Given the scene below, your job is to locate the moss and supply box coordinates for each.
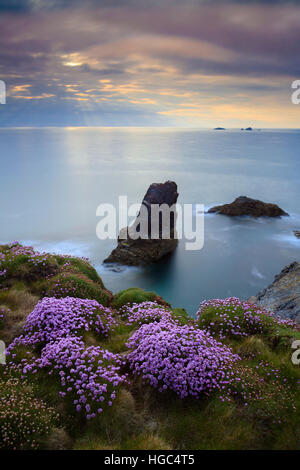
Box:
[112,287,169,309]
[34,272,112,306]
[62,257,104,286]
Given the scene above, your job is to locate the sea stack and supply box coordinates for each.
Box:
[104,181,179,266]
[208,196,288,218]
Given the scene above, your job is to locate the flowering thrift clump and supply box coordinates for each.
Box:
[43,272,110,305]
[0,242,58,283]
[9,296,117,348]
[197,297,296,340]
[0,375,59,450]
[7,297,127,419]
[121,301,175,326]
[17,336,127,420]
[126,320,239,398]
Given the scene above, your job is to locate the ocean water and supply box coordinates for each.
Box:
[0,127,299,315]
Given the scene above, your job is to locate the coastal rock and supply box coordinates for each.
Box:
[104,181,178,266]
[249,262,300,323]
[294,230,300,239]
[208,196,288,218]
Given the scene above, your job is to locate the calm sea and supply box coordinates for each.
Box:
[1,127,299,314]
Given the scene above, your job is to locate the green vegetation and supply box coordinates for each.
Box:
[111,287,169,309]
[36,272,111,306]
[0,243,300,450]
[0,373,60,450]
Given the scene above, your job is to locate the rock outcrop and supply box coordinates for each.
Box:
[104,181,179,266]
[249,262,300,323]
[208,196,288,218]
[294,230,300,239]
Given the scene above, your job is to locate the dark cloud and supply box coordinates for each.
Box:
[0,1,299,126]
[74,64,125,76]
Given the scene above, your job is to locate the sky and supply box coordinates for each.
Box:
[0,0,299,127]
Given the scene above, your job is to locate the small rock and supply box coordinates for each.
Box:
[208,196,288,218]
[293,230,300,239]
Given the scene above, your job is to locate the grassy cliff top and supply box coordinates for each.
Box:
[0,242,300,450]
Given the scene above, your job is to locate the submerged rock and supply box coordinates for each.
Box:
[104,181,179,266]
[249,262,300,323]
[208,196,288,218]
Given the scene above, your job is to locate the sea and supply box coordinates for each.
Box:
[1,127,299,315]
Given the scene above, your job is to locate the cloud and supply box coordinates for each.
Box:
[0,1,299,127]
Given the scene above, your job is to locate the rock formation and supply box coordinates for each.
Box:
[249,262,300,323]
[208,196,288,218]
[294,230,300,239]
[104,181,179,266]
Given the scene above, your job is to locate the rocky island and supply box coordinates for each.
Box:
[104,181,178,266]
[208,196,288,218]
[294,230,300,239]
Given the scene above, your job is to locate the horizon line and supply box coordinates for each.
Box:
[0,126,299,130]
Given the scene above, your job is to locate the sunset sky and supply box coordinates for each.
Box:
[0,0,299,128]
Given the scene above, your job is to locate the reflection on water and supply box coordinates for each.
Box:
[0,127,300,315]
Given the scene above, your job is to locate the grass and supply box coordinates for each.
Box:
[0,243,112,307]
[0,287,39,343]
[37,272,112,306]
[96,322,136,353]
[111,287,169,309]
[0,371,61,450]
[1,243,300,450]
